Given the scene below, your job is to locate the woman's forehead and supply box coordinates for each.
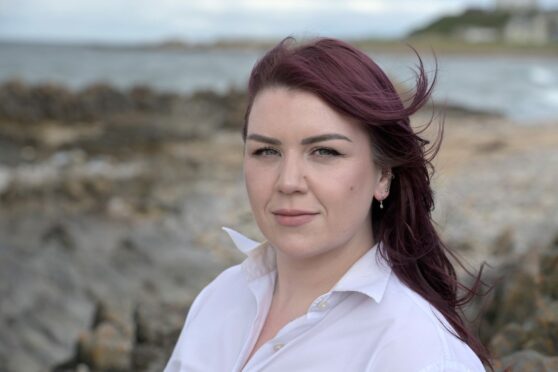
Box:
[248,87,365,139]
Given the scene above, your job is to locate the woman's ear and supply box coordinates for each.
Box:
[374,168,393,201]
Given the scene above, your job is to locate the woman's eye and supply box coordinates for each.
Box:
[312,147,341,157]
[252,147,279,157]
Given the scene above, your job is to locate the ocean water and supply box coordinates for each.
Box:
[1,42,557,122]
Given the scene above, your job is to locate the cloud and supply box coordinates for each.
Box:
[2,0,554,43]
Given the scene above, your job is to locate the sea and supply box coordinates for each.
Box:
[1,41,557,123]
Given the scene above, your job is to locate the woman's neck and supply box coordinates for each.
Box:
[271,237,374,312]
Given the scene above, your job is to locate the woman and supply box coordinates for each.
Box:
[165,37,490,371]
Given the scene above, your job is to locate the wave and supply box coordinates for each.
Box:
[542,88,558,105]
[529,66,557,87]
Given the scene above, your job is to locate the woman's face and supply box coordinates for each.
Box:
[243,87,388,261]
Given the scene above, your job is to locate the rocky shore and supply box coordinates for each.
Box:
[0,81,557,371]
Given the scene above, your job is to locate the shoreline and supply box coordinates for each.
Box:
[1,37,557,58]
[2,79,556,126]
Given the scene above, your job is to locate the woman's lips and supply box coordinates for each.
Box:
[272,210,318,227]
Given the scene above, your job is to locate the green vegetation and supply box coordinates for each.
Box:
[410,8,512,37]
[351,37,558,56]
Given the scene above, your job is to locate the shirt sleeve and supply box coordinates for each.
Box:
[418,360,485,372]
[367,356,484,372]
[163,282,215,372]
[365,336,486,372]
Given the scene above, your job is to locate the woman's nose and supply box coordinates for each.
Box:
[276,154,308,194]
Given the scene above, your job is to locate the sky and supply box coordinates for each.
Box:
[0,0,557,44]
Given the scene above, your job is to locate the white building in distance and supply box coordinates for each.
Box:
[504,10,558,44]
[496,0,538,11]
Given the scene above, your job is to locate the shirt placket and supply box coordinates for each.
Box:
[242,292,341,372]
[232,270,275,372]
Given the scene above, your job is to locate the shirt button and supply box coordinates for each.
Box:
[273,343,285,352]
[318,300,329,309]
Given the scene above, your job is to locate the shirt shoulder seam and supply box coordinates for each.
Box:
[397,278,455,359]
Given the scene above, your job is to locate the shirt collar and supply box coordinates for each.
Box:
[221,226,276,279]
[222,226,392,303]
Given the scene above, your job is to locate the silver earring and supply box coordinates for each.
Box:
[380,199,384,209]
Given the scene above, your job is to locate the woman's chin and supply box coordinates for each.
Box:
[269,239,333,261]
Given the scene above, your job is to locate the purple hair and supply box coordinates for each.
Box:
[242,37,491,367]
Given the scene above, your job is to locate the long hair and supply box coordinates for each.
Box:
[242,36,491,367]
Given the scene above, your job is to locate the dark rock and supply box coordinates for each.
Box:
[489,322,527,358]
[134,301,190,347]
[525,299,558,355]
[77,322,132,371]
[0,81,242,131]
[42,222,76,251]
[132,300,193,372]
[92,300,135,339]
[540,235,558,300]
[78,83,133,121]
[491,228,515,256]
[132,344,166,372]
[496,349,558,372]
[482,236,558,368]
[0,81,77,123]
[220,88,247,130]
[476,139,507,154]
[111,237,152,270]
[128,86,176,113]
[479,261,538,342]
[74,299,135,371]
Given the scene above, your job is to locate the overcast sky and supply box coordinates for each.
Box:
[0,0,556,43]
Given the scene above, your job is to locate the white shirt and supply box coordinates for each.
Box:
[165,227,485,372]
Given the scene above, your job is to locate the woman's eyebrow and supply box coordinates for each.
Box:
[246,134,281,145]
[246,133,352,145]
[301,133,352,145]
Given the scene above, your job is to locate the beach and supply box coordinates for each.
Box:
[0,48,557,370]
